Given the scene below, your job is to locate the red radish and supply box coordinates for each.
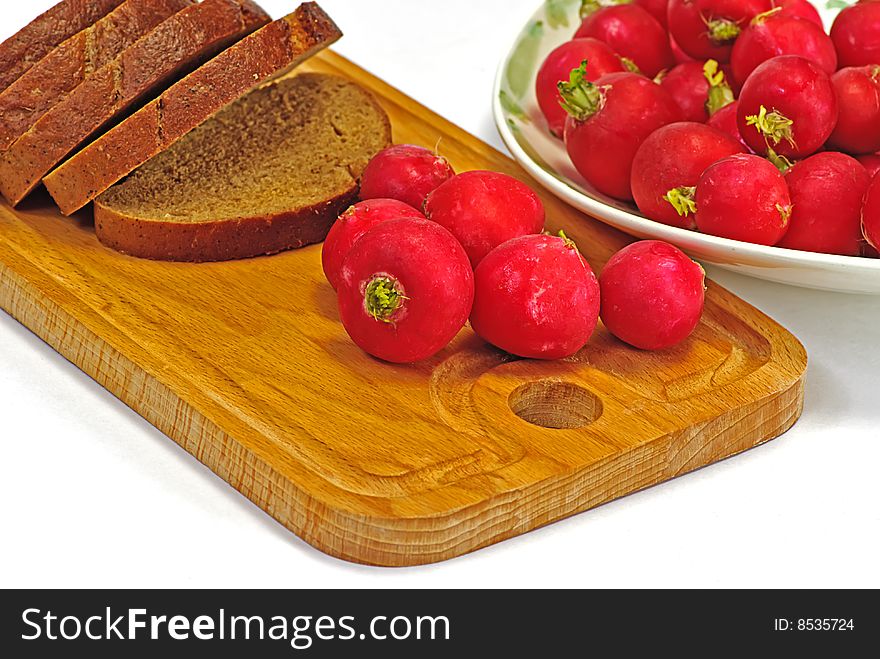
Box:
[695,154,792,245]
[660,63,708,123]
[575,5,674,77]
[337,218,473,364]
[322,199,424,290]
[777,152,871,256]
[772,0,822,26]
[865,173,880,250]
[535,38,625,137]
[599,241,705,351]
[864,243,880,258]
[731,10,837,86]
[737,56,837,161]
[668,0,772,63]
[424,170,545,267]
[559,67,681,201]
[469,232,600,360]
[856,153,880,179]
[827,67,880,156]
[579,0,669,27]
[668,0,731,62]
[634,0,669,27]
[707,101,750,150]
[660,59,735,123]
[359,144,455,211]
[831,1,880,68]
[631,122,746,228]
[670,34,696,63]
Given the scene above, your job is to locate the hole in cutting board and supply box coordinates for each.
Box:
[508,380,603,430]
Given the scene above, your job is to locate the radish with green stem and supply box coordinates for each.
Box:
[337,218,474,364]
[737,55,837,160]
[630,121,745,228]
[668,0,771,62]
[535,39,625,137]
[660,59,735,123]
[559,66,681,201]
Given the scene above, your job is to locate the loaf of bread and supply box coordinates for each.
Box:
[44,3,343,216]
[0,0,126,93]
[0,0,271,207]
[93,72,391,262]
[0,0,194,151]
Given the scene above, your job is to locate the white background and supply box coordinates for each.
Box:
[1,0,878,589]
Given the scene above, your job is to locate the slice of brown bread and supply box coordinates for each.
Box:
[0,0,194,151]
[43,2,342,217]
[93,73,391,262]
[0,0,126,93]
[0,0,271,207]
[92,72,391,262]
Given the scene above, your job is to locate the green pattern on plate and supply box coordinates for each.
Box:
[508,121,558,176]
[506,20,544,99]
[545,0,578,28]
[500,90,530,122]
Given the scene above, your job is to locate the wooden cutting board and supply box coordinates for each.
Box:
[0,50,807,567]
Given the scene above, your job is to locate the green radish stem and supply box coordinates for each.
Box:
[558,229,578,250]
[746,105,797,150]
[767,147,795,174]
[365,276,407,323]
[664,186,697,218]
[620,57,641,75]
[707,18,741,44]
[871,66,880,83]
[703,59,734,116]
[558,61,607,122]
[751,6,783,25]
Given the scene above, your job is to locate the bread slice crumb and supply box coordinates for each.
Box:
[94,73,391,262]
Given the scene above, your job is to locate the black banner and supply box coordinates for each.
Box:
[1,589,876,655]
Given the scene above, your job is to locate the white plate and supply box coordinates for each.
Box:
[493,0,880,294]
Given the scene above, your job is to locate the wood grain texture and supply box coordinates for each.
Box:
[0,51,807,567]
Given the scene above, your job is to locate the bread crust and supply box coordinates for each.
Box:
[0,0,194,151]
[0,0,126,93]
[94,186,360,262]
[0,0,271,207]
[92,74,393,262]
[43,3,343,216]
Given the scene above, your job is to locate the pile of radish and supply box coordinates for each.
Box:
[322,145,706,364]
[537,0,880,258]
